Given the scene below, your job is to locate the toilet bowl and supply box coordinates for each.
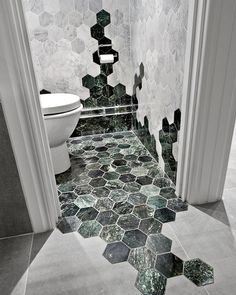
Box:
[40,93,83,175]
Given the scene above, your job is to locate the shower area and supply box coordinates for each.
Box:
[21,1,215,294]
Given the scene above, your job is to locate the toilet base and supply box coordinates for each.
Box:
[51,143,71,175]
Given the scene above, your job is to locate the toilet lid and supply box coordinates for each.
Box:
[40,93,81,115]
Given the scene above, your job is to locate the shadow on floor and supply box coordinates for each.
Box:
[0,231,52,295]
[194,200,230,227]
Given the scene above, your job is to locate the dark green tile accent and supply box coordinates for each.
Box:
[97,210,119,225]
[59,192,78,205]
[135,269,167,295]
[103,171,119,180]
[116,166,131,174]
[146,234,172,254]
[88,169,104,178]
[119,173,136,183]
[154,208,176,223]
[155,253,183,278]
[76,207,99,222]
[61,203,79,217]
[128,193,147,206]
[184,258,214,286]
[100,224,124,243]
[167,198,188,212]
[100,63,113,76]
[112,159,127,167]
[128,247,156,271]
[57,216,81,234]
[114,83,126,97]
[78,220,102,238]
[103,242,130,264]
[133,205,154,219]
[139,218,162,235]
[147,195,167,209]
[90,23,104,40]
[136,176,153,185]
[159,187,177,200]
[113,201,133,215]
[122,229,147,248]
[82,74,95,89]
[117,214,140,230]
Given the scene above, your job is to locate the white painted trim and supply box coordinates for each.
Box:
[177,0,236,204]
[0,0,60,232]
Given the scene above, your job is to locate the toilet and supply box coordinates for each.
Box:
[40,93,83,175]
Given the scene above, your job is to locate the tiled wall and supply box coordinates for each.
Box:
[0,104,32,238]
[130,0,188,171]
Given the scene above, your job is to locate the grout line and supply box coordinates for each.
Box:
[22,233,34,295]
[0,231,33,241]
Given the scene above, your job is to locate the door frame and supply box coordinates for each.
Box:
[177,0,236,204]
[0,0,60,233]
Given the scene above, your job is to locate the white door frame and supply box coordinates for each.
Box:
[0,0,60,233]
[176,0,236,204]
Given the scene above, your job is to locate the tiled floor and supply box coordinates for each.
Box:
[1,130,236,295]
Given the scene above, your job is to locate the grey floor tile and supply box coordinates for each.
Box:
[0,234,33,295]
[25,229,139,295]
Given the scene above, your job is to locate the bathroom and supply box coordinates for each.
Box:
[1,0,236,294]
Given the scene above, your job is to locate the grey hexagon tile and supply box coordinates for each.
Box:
[59,192,78,205]
[140,185,160,197]
[61,203,79,217]
[128,247,156,271]
[122,229,147,248]
[155,253,183,278]
[133,205,154,219]
[95,198,114,211]
[89,177,106,188]
[146,234,172,254]
[105,180,124,190]
[103,242,130,264]
[74,194,96,208]
[184,258,214,286]
[154,208,176,223]
[153,177,172,188]
[76,207,99,222]
[117,214,140,230]
[123,182,141,193]
[92,187,110,198]
[96,10,110,27]
[97,210,119,226]
[89,0,102,13]
[74,185,92,196]
[68,11,82,27]
[88,169,104,178]
[78,220,102,238]
[58,181,76,193]
[147,195,167,209]
[72,38,85,54]
[160,187,177,199]
[109,189,128,202]
[139,218,162,235]
[39,12,53,27]
[135,269,167,295]
[128,192,147,206]
[113,201,133,215]
[103,171,119,181]
[167,198,188,212]
[57,216,81,234]
[136,175,153,185]
[100,224,124,243]
[112,159,127,167]
[63,24,77,41]
[116,166,132,174]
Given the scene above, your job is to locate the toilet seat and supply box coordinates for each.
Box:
[40,93,81,115]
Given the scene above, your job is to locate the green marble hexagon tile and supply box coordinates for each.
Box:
[56,131,214,295]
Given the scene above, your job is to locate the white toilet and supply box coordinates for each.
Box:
[40,93,83,175]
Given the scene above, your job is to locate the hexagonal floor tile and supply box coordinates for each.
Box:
[103,171,119,181]
[88,169,104,178]
[117,214,140,230]
[160,187,177,199]
[139,218,162,235]
[155,253,183,278]
[136,175,153,185]
[147,195,167,209]
[97,210,119,225]
[57,216,81,234]
[153,177,172,188]
[128,247,156,271]
[74,194,96,208]
[95,146,108,152]
[128,192,147,206]
[124,154,137,161]
[184,258,214,286]
[74,185,92,195]
[119,173,136,183]
[135,269,167,295]
[131,166,149,177]
[92,187,110,198]
[61,203,79,217]
[123,182,141,193]
[112,159,127,167]
[105,180,124,190]
[138,155,153,163]
[140,185,160,197]
[89,177,107,188]
[167,198,188,212]
[95,198,114,211]
[78,220,102,238]
[113,201,133,215]
[154,208,176,223]
[109,189,128,202]
[103,242,130,264]
[116,166,131,174]
[59,192,78,205]
[76,207,99,222]
[133,205,154,219]
[118,143,130,149]
[146,234,172,254]
[100,224,124,243]
[122,229,147,248]
[111,153,124,160]
[58,181,76,193]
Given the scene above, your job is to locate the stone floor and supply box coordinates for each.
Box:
[1,130,236,295]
